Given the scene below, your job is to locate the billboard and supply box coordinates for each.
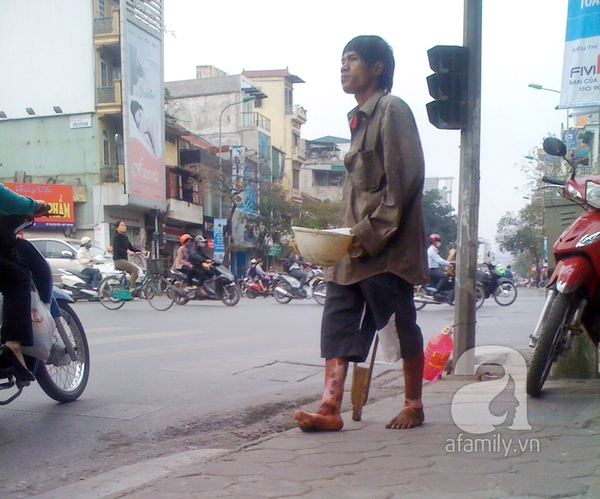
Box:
[123,0,165,209]
[560,0,600,108]
[3,183,74,227]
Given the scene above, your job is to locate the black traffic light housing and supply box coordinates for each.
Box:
[426,45,469,130]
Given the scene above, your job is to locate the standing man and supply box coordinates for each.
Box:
[294,35,428,432]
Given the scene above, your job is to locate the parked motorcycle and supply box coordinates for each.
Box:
[477,262,518,306]
[0,213,90,404]
[527,137,600,397]
[169,263,241,306]
[273,266,327,305]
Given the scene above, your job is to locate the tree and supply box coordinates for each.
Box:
[422,189,457,255]
[496,196,545,268]
[495,138,564,267]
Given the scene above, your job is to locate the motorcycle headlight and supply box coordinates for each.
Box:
[567,183,584,202]
[586,181,600,209]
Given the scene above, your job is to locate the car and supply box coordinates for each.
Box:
[26,238,114,285]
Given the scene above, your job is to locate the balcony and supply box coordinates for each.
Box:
[96,79,122,115]
[94,10,120,47]
[240,112,271,132]
[285,105,307,125]
[167,198,204,224]
[101,165,124,184]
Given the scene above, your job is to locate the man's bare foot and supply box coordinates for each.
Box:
[385,406,425,429]
[294,402,343,432]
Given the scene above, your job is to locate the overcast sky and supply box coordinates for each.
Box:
[163,0,568,247]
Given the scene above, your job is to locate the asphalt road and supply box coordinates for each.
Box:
[0,287,544,497]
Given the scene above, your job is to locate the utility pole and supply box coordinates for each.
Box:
[453,0,482,375]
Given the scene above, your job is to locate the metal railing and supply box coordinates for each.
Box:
[97,86,116,104]
[94,17,114,35]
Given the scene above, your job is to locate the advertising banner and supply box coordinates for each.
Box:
[3,183,74,227]
[560,0,600,108]
[125,20,165,204]
[213,218,227,262]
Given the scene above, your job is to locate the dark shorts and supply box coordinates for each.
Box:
[321,273,423,363]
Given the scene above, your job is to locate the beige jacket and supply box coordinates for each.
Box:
[327,90,428,286]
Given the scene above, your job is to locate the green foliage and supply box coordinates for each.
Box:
[422,189,457,255]
[496,191,545,266]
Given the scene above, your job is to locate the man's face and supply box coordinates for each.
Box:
[341,50,380,95]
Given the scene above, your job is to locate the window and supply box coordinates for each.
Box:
[102,131,110,167]
[285,87,293,107]
[98,0,106,17]
[100,55,109,87]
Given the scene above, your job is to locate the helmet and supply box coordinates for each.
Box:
[194,235,206,244]
[180,233,192,244]
[250,258,257,264]
[429,233,441,244]
[81,236,92,246]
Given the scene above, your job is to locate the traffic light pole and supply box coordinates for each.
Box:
[453,0,482,375]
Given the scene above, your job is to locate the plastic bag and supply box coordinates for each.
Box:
[22,287,54,361]
[377,313,401,363]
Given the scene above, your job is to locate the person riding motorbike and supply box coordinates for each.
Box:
[247,258,268,292]
[285,251,310,291]
[173,234,198,287]
[0,183,50,387]
[188,235,214,296]
[77,236,102,290]
[427,234,453,300]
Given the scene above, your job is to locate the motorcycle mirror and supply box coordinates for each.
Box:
[543,137,567,157]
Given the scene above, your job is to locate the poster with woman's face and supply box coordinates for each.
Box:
[126,21,163,202]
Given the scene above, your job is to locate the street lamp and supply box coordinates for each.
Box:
[528,83,569,133]
[218,96,256,217]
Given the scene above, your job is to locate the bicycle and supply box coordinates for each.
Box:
[97,257,175,311]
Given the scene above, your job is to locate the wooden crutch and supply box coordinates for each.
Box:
[351,335,379,421]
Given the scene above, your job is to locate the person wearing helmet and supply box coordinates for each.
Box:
[173,234,195,285]
[247,258,268,292]
[189,235,214,294]
[427,234,452,296]
[77,236,102,289]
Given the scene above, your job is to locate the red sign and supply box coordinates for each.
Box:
[3,183,75,227]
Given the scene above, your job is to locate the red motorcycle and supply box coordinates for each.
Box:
[527,137,600,397]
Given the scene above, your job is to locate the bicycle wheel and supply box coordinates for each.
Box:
[313,281,327,305]
[98,275,126,310]
[36,300,90,402]
[146,276,175,311]
[494,281,517,306]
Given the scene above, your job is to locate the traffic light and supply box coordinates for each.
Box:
[426,45,469,130]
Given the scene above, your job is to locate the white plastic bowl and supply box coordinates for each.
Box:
[292,226,353,267]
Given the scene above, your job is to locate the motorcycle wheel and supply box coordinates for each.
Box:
[172,278,191,305]
[36,300,90,402]
[146,276,175,311]
[274,280,293,304]
[246,288,257,299]
[494,281,517,306]
[98,276,126,310]
[221,284,241,306]
[527,292,577,397]
[313,281,327,305]
[475,284,486,310]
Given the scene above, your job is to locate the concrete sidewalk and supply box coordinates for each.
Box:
[37,373,600,499]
